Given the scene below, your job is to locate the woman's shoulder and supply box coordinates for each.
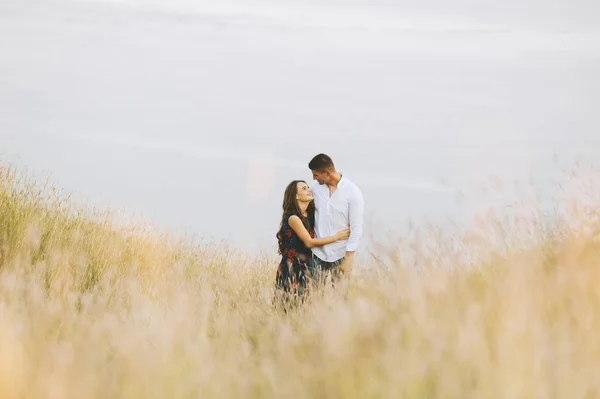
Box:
[281,214,300,232]
[286,215,305,233]
[287,214,302,223]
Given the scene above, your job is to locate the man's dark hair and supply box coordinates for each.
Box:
[308,153,335,171]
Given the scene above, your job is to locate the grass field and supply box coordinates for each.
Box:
[1,160,600,398]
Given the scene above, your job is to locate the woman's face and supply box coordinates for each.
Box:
[296,181,313,203]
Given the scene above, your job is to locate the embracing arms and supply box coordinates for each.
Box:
[288,216,349,249]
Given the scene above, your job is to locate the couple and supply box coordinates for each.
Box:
[275,153,364,305]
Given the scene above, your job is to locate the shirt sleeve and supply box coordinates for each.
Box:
[346,186,365,252]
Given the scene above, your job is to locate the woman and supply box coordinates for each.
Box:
[274,180,350,308]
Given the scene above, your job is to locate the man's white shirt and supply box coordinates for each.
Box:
[310,175,364,262]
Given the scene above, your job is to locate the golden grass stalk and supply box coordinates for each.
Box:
[1,160,600,398]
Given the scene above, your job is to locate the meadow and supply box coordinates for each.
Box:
[1,160,600,398]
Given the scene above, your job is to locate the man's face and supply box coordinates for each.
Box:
[312,170,329,185]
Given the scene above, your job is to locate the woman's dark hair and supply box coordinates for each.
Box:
[276,180,315,255]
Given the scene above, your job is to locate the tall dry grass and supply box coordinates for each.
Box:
[1,160,600,398]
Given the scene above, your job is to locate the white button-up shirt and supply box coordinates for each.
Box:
[310,175,365,262]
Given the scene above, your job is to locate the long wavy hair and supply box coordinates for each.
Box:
[276,180,315,255]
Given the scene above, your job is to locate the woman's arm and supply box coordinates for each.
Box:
[288,215,349,249]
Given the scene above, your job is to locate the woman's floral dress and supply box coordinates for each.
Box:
[274,213,314,306]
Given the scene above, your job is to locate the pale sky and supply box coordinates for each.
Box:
[1,0,599,252]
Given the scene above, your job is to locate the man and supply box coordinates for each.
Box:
[308,153,364,288]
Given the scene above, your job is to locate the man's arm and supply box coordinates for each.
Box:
[340,186,364,274]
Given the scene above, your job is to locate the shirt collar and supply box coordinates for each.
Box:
[337,173,346,188]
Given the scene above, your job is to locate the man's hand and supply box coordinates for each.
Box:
[339,252,355,275]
